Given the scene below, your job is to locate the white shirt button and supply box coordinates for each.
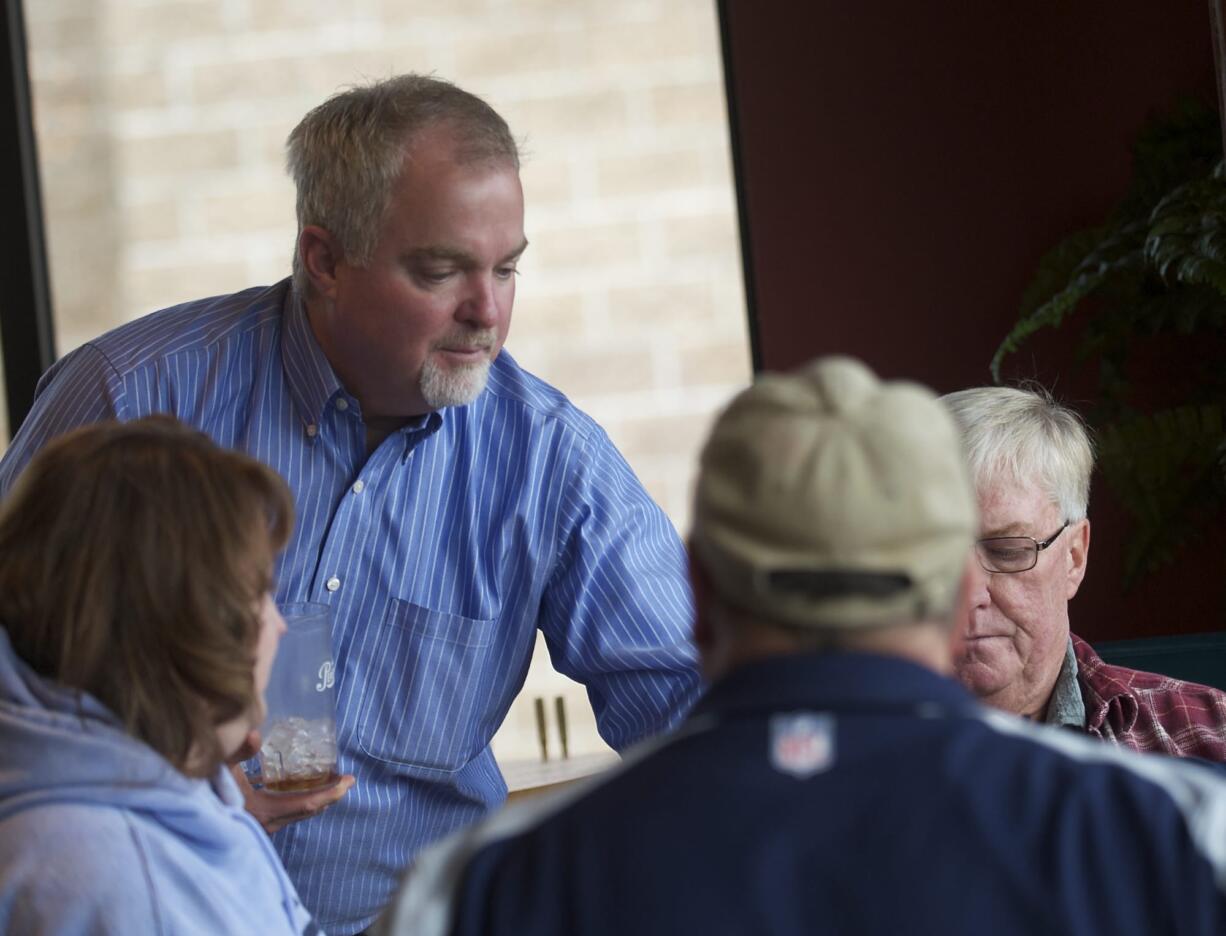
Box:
[305,423,318,438]
[325,576,341,592]
[352,480,365,494]
[335,398,349,411]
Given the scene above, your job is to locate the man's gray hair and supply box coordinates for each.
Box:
[286,73,520,296]
[941,385,1094,522]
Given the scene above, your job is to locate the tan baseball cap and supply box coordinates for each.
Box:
[690,356,976,629]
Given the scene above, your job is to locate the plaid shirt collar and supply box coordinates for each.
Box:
[1070,633,1141,736]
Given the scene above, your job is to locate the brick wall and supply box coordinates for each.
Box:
[26,0,750,763]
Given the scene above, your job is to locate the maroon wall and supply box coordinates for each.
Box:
[721,2,1220,641]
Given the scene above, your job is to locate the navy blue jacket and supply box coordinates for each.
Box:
[379,652,1226,935]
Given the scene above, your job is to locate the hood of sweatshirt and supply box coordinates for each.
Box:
[0,630,315,933]
[0,626,248,849]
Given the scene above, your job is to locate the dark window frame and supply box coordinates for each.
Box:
[1,0,57,439]
[716,0,761,374]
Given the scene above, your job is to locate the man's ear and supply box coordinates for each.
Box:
[687,547,727,685]
[298,225,342,300]
[687,545,714,655]
[1065,518,1090,600]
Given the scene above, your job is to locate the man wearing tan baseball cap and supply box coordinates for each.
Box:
[377,357,1226,936]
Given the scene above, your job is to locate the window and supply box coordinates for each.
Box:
[26,0,750,765]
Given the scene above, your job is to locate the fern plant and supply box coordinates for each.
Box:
[993,98,1226,587]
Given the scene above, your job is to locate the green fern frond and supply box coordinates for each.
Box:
[991,223,1146,381]
[1097,405,1226,585]
[1118,96,1222,220]
[999,100,1226,600]
[1082,284,1226,355]
[1144,162,1226,300]
[1017,226,1111,319]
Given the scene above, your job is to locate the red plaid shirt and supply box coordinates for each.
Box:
[1073,633,1226,762]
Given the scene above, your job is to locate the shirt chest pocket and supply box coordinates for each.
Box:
[352,598,499,775]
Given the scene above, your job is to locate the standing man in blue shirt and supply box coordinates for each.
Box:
[0,74,701,935]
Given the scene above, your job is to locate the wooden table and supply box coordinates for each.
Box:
[500,752,620,802]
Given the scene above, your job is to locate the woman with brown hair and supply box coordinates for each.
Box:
[0,416,320,934]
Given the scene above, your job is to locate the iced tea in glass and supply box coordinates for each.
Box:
[258,603,339,793]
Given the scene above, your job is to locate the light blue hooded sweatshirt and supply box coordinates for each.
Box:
[0,628,321,935]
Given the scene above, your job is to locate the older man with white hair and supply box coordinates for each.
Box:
[943,384,1226,759]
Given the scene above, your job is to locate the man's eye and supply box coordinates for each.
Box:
[988,546,1029,562]
[495,265,519,280]
[417,269,452,284]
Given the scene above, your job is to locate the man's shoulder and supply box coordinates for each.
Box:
[969,704,1226,837]
[1073,632,1226,705]
[84,281,289,378]
[974,707,1226,867]
[480,350,605,444]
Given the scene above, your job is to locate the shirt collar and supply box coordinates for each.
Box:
[1070,632,1140,735]
[1043,637,1087,728]
[280,281,344,431]
[692,650,978,723]
[395,411,444,461]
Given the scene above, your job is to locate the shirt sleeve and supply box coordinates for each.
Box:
[0,343,129,497]
[535,424,703,750]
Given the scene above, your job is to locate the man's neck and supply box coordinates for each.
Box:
[986,666,1064,721]
[707,617,955,683]
[364,415,416,454]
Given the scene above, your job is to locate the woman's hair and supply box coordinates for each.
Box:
[0,416,293,776]
[940,384,1094,522]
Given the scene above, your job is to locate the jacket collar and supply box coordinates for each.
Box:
[692,651,979,723]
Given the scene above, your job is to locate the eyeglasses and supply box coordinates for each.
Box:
[974,522,1069,574]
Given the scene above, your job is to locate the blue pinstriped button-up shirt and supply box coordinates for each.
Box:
[0,280,701,934]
